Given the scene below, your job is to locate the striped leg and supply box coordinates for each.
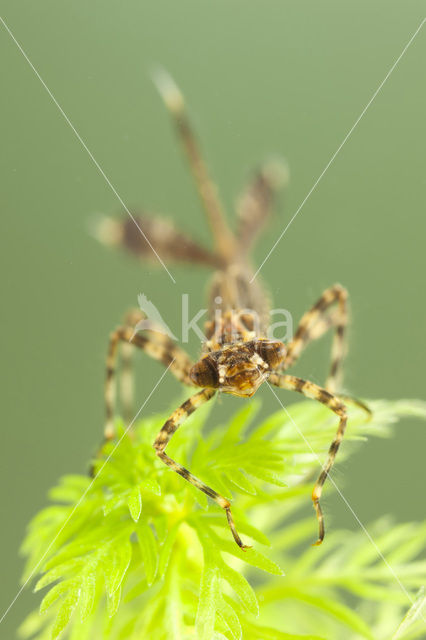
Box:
[119,341,134,424]
[154,70,235,262]
[118,310,147,424]
[104,320,194,439]
[284,284,348,393]
[154,389,250,550]
[118,309,194,424]
[93,212,221,269]
[269,373,348,545]
[236,160,288,253]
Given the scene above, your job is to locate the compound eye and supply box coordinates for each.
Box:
[189,358,219,388]
[255,340,286,369]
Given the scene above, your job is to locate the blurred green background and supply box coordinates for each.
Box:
[1,1,425,636]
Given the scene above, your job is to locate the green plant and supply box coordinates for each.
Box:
[19,396,426,639]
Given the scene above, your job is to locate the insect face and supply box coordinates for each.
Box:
[190,340,286,398]
[218,357,268,397]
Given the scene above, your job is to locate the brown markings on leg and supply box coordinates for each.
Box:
[154,389,250,549]
[94,212,222,268]
[236,160,288,252]
[283,284,348,393]
[104,318,194,439]
[154,71,235,262]
[270,372,348,545]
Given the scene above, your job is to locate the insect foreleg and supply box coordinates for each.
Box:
[154,389,250,549]
[269,373,348,545]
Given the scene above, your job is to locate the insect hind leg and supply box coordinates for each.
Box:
[236,160,288,254]
[154,69,235,262]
